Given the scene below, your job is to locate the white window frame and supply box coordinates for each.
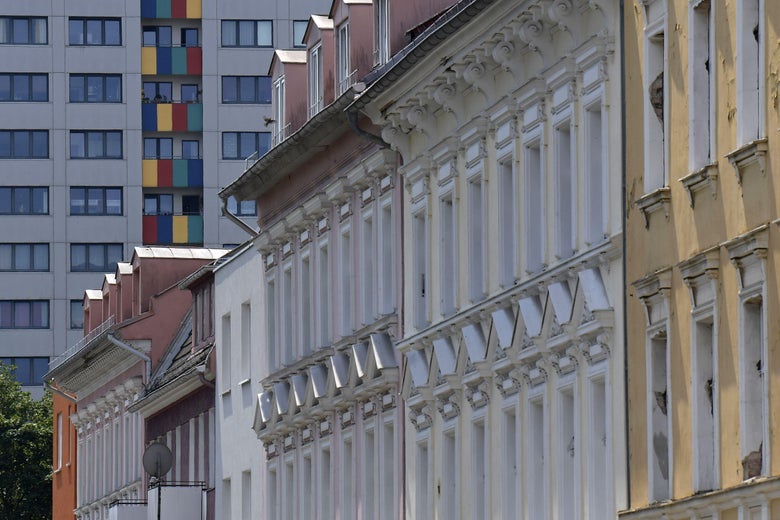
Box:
[316,235,331,347]
[282,260,294,363]
[688,0,715,170]
[337,22,352,95]
[341,431,355,520]
[438,182,458,317]
[522,131,545,273]
[265,270,278,370]
[440,422,458,519]
[380,411,397,519]
[273,76,287,145]
[377,192,394,315]
[240,301,251,381]
[299,248,312,356]
[526,390,547,519]
[585,370,610,519]
[361,205,376,325]
[471,411,489,519]
[339,221,353,336]
[373,0,389,66]
[643,18,667,192]
[582,87,607,246]
[553,115,575,259]
[556,380,578,520]
[413,433,431,519]
[466,168,485,302]
[220,313,231,392]
[411,204,429,330]
[309,44,323,118]
[736,0,764,144]
[496,148,518,286]
[645,308,671,502]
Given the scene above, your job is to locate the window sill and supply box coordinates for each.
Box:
[220,388,231,398]
[726,138,767,182]
[679,162,718,207]
[635,187,671,228]
[238,378,251,387]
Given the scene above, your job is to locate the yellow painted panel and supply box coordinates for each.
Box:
[142,160,158,187]
[186,0,201,18]
[141,47,157,75]
[157,104,172,132]
[172,216,188,243]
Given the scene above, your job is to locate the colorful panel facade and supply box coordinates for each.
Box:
[142,103,202,132]
[141,0,201,19]
[142,160,203,187]
[143,215,203,245]
[140,47,202,75]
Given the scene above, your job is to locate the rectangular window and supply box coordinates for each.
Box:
[309,45,323,117]
[644,31,666,191]
[501,408,518,518]
[524,141,544,272]
[300,256,311,354]
[1,357,49,385]
[222,478,232,520]
[340,228,352,335]
[442,429,457,519]
[361,214,375,324]
[181,84,198,103]
[221,20,272,47]
[468,176,484,300]
[142,25,171,47]
[689,1,713,168]
[70,300,84,329]
[302,455,312,519]
[558,388,576,519]
[222,132,271,160]
[318,244,330,346]
[0,73,47,102]
[241,302,251,380]
[68,18,120,46]
[342,437,354,520]
[273,77,286,144]
[415,439,429,518]
[528,398,546,519]
[70,74,121,103]
[554,123,574,258]
[221,314,231,391]
[0,302,49,329]
[226,196,256,216]
[736,0,762,143]
[181,140,199,159]
[143,194,173,215]
[584,105,605,244]
[373,0,389,65]
[693,317,716,491]
[70,131,122,159]
[0,243,48,271]
[0,17,47,45]
[497,159,517,285]
[282,265,293,363]
[588,379,607,518]
[648,332,670,500]
[284,461,295,520]
[412,210,428,329]
[56,413,63,469]
[70,187,122,216]
[0,130,48,158]
[267,467,278,518]
[181,27,199,47]
[221,76,271,104]
[381,421,395,517]
[379,201,393,314]
[364,429,375,517]
[337,23,351,94]
[319,445,331,515]
[473,420,487,518]
[0,187,47,214]
[143,137,172,159]
[741,296,765,479]
[440,194,457,315]
[292,20,307,48]
[70,243,123,272]
[266,278,277,370]
[142,81,172,102]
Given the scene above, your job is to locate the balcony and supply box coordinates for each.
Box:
[142,103,202,132]
[143,214,203,245]
[141,0,202,19]
[147,482,208,520]
[141,46,201,75]
[142,158,203,187]
[107,500,146,520]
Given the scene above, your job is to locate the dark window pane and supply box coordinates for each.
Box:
[0,245,11,270]
[0,302,11,327]
[33,244,47,270]
[69,76,85,102]
[31,132,47,158]
[32,188,47,214]
[14,244,30,270]
[221,21,236,46]
[31,19,47,44]
[87,76,103,102]
[71,132,85,158]
[159,83,172,100]
[14,188,29,213]
[106,132,122,158]
[106,244,123,266]
[158,26,171,47]
[258,77,271,103]
[70,300,84,329]
[257,21,272,46]
[71,245,86,271]
[258,133,271,155]
[104,20,120,45]
[239,132,255,158]
[32,358,48,383]
[32,301,47,327]
[159,195,173,215]
[12,75,29,101]
[71,187,85,214]
[13,19,29,44]
[0,189,10,212]
[87,188,103,214]
[87,244,102,270]
[144,138,156,159]
[239,77,255,102]
[182,140,199,158]
[0,131,9,157]
[31,75,47,101]
[144,195,158,215]
[15,302,30,327]
[15,357,31,383]
[87,132,102,158]
[12,131,28,157]
[106,188,122,215]
[223,133,237,159]
[0,75,10,100]
[143,28,156,46]
[159,138,172,158]
[69,20,84,45]
[106,76,121,102]
[86,19,102,45]
[222,77,237,103]
[181,84,197,102]
[239,21,254,46]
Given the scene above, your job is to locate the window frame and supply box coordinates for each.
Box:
[226,196,257,216]
[0,243,49,272]
[70,130,122,159]
[221,76,271,104]
[221,20,273,48]
[143,137,173,159]
[0,17,48,45]
[0,130,49,159]
[69,243,123,272]
[0,301,49,329]
[0,356,49,384]
[0,187,48,214]
[70,299,84,330]
[0,73,48,102]
[221,131,271,160]
[68,17,121,46]
[69,74,122,103]
[70,186,123,216]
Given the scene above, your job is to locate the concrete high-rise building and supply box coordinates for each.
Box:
[0,0,327,395]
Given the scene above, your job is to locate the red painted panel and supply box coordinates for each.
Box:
[171,0,187,18]
[158,159,173,187]
[186,47,202,75]
[172,103,188,132]
[143,215,158,244]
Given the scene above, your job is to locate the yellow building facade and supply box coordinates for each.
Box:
[623,0,780,517]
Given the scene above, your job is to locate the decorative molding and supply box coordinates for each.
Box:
[725,138,768,182]
[436,391,461,420]
[409,403,433,431]
[635,187,672,228]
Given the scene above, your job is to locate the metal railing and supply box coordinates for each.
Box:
[272,123,291,146]
[244,150,259,171]
[49,315,115,372]
[338,70,358,96]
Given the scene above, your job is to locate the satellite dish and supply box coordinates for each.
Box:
[142,442,173,479]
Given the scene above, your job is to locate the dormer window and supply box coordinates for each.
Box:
[309,44,323,117]
[337,22,351,95]
[273,76,286,145]
[373,0,389,66]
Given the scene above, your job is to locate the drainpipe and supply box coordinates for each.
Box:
[44,380,77,402]
[219,193,259,237]
[107,333,152,386]
[347,109,390,150]
[619,0,631,510]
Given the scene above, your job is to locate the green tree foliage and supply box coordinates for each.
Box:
[0,363,52,519]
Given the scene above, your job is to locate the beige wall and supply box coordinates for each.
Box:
[625,0,780,514]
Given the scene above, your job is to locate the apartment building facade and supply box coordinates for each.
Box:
[0,0,325,393]
[352,0,626,517]
[622,0,780,517]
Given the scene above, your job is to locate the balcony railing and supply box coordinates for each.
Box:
[143,214,203,245]
[49,315,115,373]
[142,102,202,132]
[142,158,203,188]
[141,46,202,75]
[141,0,202,19]
[272,123,291,146]
[338,69,357,96]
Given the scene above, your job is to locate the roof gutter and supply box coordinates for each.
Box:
[107,333,151,387]
[218,195,259,237]
[44,380,77,402]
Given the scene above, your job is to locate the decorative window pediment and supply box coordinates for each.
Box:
[726,138,768,183]
[635,186,671,228]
